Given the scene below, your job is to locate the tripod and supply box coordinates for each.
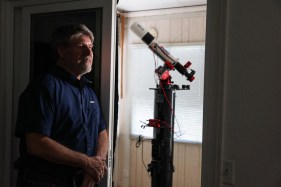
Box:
[147,83,175,187]
[130,22,195,186]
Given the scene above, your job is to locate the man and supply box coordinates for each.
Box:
[14,23,108,187]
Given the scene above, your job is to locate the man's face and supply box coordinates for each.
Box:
[58,34,94,78]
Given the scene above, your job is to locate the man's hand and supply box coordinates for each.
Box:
[25,132,107,184]
[84,156,107,183]
[24,132,108,186]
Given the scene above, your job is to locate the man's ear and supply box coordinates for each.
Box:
[57,45,66,58]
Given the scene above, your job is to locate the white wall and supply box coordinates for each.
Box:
[222,0,281,186]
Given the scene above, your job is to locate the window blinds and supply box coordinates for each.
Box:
[126,44,205,143]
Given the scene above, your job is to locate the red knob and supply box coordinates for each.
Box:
[184,61,192,68]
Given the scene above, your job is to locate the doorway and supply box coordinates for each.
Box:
[30,8,102,94]
[10,1,116,187]
[114,4,206,187]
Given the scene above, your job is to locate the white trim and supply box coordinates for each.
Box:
[119,5,206,17]
[130,134,202,145]
[107,0,117,186]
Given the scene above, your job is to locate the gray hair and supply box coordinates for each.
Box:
[51,23,94,59]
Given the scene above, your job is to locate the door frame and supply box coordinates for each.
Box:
[201,0,227,186]
[0,0,117,186]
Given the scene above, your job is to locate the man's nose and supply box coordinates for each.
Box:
[84,46,93,55]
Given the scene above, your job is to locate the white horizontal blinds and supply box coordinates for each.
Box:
[127,46,155,138]
[170,45,205,143]
[127,44,205,143]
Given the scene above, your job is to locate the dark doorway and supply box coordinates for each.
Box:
[28,8,107,187]
[30,8,102,96]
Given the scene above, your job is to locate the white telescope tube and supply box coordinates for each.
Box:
[130,22,195,82]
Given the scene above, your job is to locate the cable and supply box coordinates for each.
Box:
[135,135,152,179]
[135,135,143,148]
[158,81,183,138]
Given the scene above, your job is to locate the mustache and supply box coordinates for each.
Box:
[83,56,93,62]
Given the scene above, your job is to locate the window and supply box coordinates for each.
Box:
[126,44,205,143]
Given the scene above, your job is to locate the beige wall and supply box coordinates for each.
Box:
[128,140,202,187]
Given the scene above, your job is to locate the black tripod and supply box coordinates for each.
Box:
[147,83,176,187]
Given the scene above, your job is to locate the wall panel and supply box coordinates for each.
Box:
[129,140,202,187]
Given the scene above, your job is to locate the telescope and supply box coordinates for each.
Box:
[130,22,195,82]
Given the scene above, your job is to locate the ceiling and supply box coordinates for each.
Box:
[117,0,207,12]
